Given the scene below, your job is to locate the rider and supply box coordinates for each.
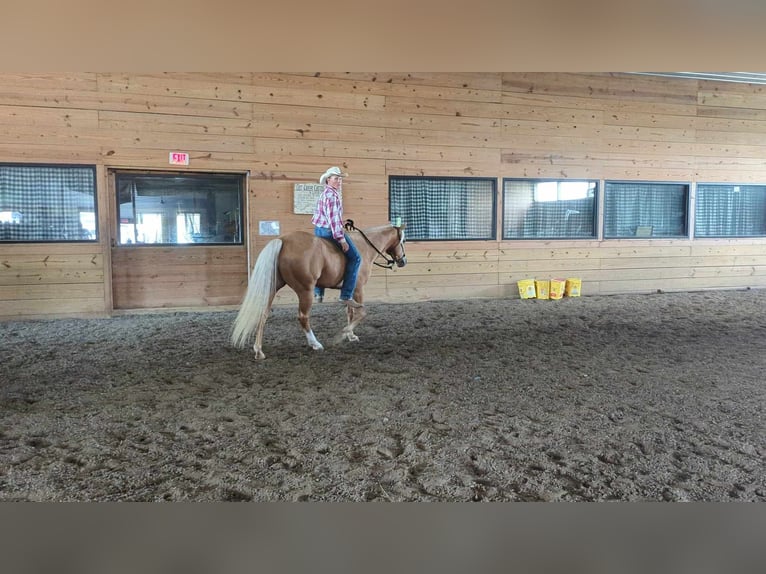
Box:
[311,166,363,308]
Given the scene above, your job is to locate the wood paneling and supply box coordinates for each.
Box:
[110,246,247,309]
[2,72,766,319]
[0,244,106,318]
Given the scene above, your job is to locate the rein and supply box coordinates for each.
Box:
[344,219,403,269]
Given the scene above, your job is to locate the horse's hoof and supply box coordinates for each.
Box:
[347,334,360,342]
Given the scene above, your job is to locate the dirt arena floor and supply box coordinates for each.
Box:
[1,289,764,501]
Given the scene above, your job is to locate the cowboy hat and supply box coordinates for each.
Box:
[319,166,347,185]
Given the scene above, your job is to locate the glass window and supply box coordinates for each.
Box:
[0,164,97,242]
[116,172,244,245]
[503,179,597,239]
[389,176,496,241]
[695,184,766,238]
[604,181,688,239]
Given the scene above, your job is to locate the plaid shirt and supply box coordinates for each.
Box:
[311,185,345,240]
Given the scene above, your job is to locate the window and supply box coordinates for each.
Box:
[604,181,688,239]
[695,184,766,238]
[0,164,97,242]
[116,172,243,245]
[389,176,495,241]
[503,179,597,239]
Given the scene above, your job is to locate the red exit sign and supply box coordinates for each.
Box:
[169,152,190,165]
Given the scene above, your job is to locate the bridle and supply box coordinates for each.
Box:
[344,219,406,269]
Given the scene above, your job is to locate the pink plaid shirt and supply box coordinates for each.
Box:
[311,185,345,240]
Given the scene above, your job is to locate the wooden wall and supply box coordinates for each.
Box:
[2,72,766,318]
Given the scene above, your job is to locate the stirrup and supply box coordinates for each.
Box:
[339,297,363,308]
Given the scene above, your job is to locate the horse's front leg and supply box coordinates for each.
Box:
[342,299,366,342]
[297,290,324,351]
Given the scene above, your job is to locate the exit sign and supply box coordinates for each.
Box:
[169,152,190,165]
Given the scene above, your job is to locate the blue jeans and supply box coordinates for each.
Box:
[314,227,361,300]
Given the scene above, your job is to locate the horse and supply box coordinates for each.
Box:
[230,222,407,359]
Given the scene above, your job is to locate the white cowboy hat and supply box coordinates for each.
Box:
[319,166,347,185]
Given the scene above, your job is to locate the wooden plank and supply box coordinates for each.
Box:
[100,109,388,143]
[385,159,502,177]
[0,86,253,120]
[110,247,246,266]
[97,73,254,101]
[0,142,99,163]
[380,284,505,302]
[100,148,255,170]
[0,253,104,270]
[98,73,388,111]
[690,243,766,256]
[390,260,499,276]
[0,105,98,129]
[386,126,505,148]
[385,95,506,119]
[386,272,498,288]
[254,101,505,132]
[604,110,697,130]
[502,118,694,143]
[500,245,691,261]
[695,129,766,146]
[0,268,104,286]
[502,73,697,104]
[499,258,601,273]
[98,110,257,137]
[401,249,501,263]
[698,80,766,109]
[0,298,106,316]
[255,137,500,163]
[253,72,505,103]
[0,124,254,153]
[501,150,696,170]
[288,72,503,92]
[0,283,103,300]
[501,265,766,284]
[111,266,248,284]
[0,73,98,92]
[599,275,766,293]
[696,105,766,121]
[0,243,104,255]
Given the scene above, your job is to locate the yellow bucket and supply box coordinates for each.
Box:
[535,279,550,300]
[550,278,566,300]
[565,278,582,297]
[517,279,537,299]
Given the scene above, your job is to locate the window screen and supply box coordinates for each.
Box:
[503,179,597,239]
[604,181,688,238]
[695,184,766,237]
[116,172,244,245]
[0,164,97,242]
[389,176,495,240]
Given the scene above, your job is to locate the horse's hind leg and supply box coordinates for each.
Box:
[252,289,278,360]
[297,290,324,351]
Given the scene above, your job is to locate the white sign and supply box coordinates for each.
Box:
[169,152,190,166]
[293,183,324,214]
[293,183,341,214]
[259,220,280,235]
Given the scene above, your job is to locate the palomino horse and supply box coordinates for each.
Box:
[231,223,407,359]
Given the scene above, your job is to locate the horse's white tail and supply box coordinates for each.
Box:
[230,238,282,348]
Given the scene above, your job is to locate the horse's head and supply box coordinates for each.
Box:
[387,224,407,268]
